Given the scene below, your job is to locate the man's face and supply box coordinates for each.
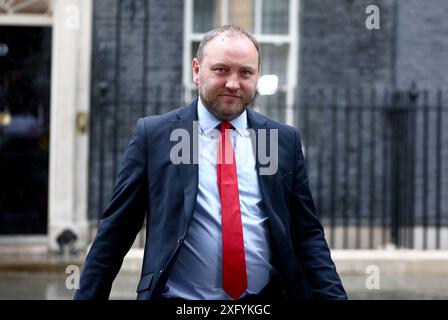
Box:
[192,33,259,121]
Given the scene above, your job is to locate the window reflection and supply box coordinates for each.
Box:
[262,0,289,34]
[193,0,222,33]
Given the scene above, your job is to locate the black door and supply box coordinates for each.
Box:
[0,26,51,234]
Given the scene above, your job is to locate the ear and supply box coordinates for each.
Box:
[192,58,200,86]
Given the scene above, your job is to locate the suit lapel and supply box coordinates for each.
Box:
[171,101,199,223]
[247,108,289,245]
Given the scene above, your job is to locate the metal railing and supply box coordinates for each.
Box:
[300,86,447,249]
[88,85,448,250]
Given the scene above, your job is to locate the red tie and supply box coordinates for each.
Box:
[217,121,247,300]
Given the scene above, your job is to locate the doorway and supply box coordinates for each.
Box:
[0,26,51,234]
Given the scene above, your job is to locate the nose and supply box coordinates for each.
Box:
[225,73,240,91]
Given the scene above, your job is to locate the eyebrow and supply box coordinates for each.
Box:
[210,63,256,72]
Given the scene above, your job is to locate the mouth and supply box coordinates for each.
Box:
[218,94,241,99]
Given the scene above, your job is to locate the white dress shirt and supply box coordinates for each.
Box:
[161,98,276,299]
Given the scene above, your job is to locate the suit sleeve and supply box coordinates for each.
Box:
[74,118,148,300]
[289,128,347,300]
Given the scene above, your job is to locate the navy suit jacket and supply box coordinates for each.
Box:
[74,100,347,300]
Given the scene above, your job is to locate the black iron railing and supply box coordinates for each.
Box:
[88,84,448,250]
[300,87,447,249]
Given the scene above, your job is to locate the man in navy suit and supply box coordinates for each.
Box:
[75,24,346,301]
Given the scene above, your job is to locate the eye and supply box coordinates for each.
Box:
[213,67,227,74]
[241,69,253,77]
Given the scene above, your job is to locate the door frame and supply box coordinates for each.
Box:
[0,0,92,252]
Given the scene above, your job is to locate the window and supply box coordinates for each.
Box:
[183,0,299,124]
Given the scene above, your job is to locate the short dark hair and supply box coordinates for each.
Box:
[195,24,260,68]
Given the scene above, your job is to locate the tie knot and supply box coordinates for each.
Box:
[220,121,232,131]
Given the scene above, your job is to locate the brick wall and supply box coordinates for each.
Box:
[299,0,395,91]
[395,0,448,91]
[88,0,184,220]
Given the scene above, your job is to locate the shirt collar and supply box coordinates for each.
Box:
[197,97,247,136]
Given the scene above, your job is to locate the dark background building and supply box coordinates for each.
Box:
[86,0,448,249]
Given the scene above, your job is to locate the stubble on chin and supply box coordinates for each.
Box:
[199,92,253,121]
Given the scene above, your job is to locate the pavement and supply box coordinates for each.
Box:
[1,249,448,300]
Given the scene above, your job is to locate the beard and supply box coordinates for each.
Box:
[199,86,256,121]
